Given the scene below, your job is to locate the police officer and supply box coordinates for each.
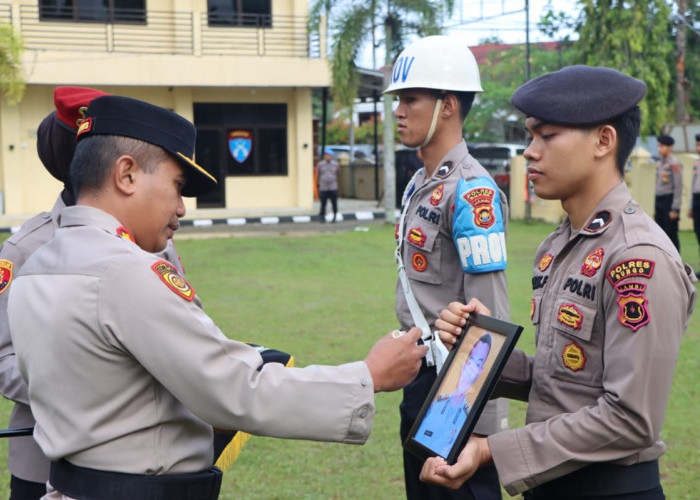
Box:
[420,66,696,500]
[0,86,108,500]
[654,134,682,250]
[316,147,341,222]
[383,35,509,500]
[7,95,427,500]
[687,133,700,270]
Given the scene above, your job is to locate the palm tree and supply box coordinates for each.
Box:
[0,21,25,104]
[310,0,455,222]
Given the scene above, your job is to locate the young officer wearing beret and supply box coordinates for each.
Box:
[419,65,696,499]
[0,86,108,500]
[383,35,509,500]
[654,134,682,250]
[687,133,700,271]
[7,95,427,500]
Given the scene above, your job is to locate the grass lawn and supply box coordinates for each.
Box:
[0,220,697,499]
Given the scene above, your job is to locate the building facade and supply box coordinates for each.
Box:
[0,0,328,215]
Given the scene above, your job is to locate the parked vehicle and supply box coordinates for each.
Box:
[468,142,526,200]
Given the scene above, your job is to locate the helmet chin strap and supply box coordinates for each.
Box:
[419,93,445,148]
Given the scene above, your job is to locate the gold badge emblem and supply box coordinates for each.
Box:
[562,342,586,372]
[151,260,195,301]
[0,260,13,295]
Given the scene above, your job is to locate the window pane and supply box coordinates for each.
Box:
[39,0,75,20]
[207,0,236,26]
[113,0,146,22]
[77,0,109,21]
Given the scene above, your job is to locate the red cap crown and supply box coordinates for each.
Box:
[54,86,109,131]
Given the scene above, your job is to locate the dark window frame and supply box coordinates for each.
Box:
[38,0,146,24]
[207,0,271,27]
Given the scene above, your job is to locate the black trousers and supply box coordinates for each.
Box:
[10,475,46,500]
[523,484,664,500]
[400,363,502,500]
[655,194,679,250]
[319,189,338,221]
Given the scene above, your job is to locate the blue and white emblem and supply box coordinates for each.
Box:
[228,130,252,163]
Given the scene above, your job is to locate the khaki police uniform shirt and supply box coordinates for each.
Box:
[655,153,683,210]
[488,182,696,495]
[316,159,340,191]
[395,141,509,435]
[8,205,375,475]
[692,156,700,194]
[0,197,187,483]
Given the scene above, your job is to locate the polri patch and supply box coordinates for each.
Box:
[581,248,604,277]
[615,281,650,332]
[463,186,496,229]
[562,342,586,372]
[0,260,13,295]
[606,259,655,286]
[430,184,444,206]
[412,253,428,272]
[151,260,195,301]
[538,254,554,272]
[557,303,583,329]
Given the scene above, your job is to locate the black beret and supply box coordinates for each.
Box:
[511,65,647,126]
[657,134,674,146]
[77,95,216,197]
[37,86,108,183]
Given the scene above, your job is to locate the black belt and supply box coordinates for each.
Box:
[527,459,660,499]
[50,459,222,500]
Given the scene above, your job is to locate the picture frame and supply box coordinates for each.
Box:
[404,313,523,465]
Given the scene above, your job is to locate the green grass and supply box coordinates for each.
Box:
[0,221,697,498]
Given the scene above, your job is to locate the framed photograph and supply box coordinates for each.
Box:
[404,313,523,464]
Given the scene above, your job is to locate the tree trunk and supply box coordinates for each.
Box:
[675,0,688,124]
[383,17,396,223]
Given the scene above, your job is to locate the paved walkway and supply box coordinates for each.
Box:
[0,199,395,236]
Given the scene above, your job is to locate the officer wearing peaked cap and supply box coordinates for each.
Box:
[8,95,426,499]
[421,65,696,499]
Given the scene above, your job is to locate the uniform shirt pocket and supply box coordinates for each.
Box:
[404,224,442,285]
[548,298,602,387]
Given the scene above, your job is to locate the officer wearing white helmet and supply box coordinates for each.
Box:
[385,35,509,500]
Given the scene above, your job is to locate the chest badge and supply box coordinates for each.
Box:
[538,253,554,272]
[430,184,444,206]
[412,253,428,272]
[407,227,427,248]
[152,260,195,302]
[562,342,586,372]
[0,260,13,295]
[557,303,583,329]
[581,248,604,277]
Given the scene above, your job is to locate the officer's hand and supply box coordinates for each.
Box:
[669,210,679,220]
[688,208,693,219]
[419,435,491,489]
[365,327,426,392]
[435,298,491,350]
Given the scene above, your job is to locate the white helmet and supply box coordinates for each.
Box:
[383,35,483,94]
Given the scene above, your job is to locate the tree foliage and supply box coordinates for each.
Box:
[309,0,455,109]
[0,21,25,104]
[544,0,673,134]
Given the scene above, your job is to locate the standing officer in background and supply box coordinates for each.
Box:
[8,95,426,500]
[316,147,341,222]
[687,133,700,272]
[421,66,696,499]
[383,35,509,500]
[654,134,682,250]
[0,87,108,499]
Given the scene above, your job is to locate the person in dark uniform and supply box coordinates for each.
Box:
[383,35,509,500]
[654,134,682,250]
[687,133,700,272]
[315,147,340,222]
[420,65,696,499]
